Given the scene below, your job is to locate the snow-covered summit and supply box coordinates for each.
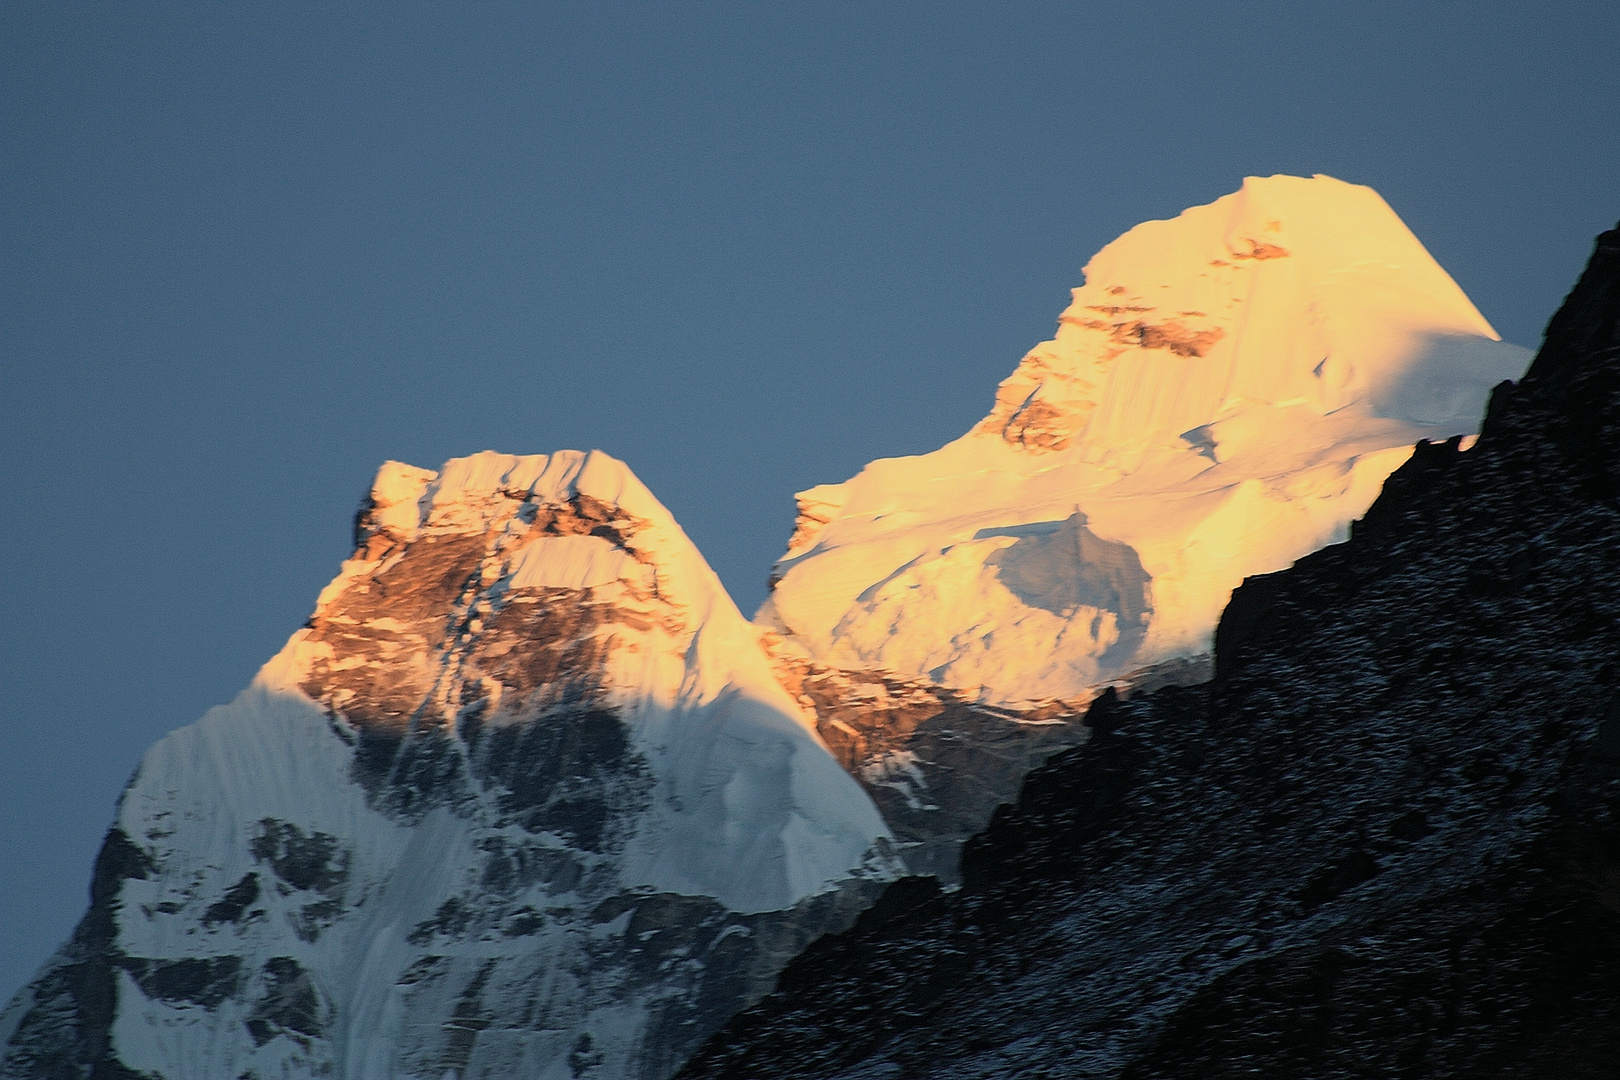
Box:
[759,175,1531,705]
[266,448,889,912]
[3,449,893,1080]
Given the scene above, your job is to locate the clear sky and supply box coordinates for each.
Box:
[2,1,1615,1001]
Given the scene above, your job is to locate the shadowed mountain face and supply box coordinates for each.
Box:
[677,226,1620,1079]
[982,513,1152,663]
[765,647,1211,883]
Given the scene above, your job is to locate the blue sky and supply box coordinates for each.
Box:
[3,1,1616,999]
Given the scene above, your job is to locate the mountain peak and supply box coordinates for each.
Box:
[761,175,1532,705]
[2,448,896,1079]
[257,449,886,912]
[978,172,1506,456]
[677,220,1620,1080]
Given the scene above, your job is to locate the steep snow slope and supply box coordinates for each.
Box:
[679,223,1620,1080]
[2,450,894,1080]
[760,174,1531,706]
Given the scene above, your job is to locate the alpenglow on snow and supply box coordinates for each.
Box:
[2,175,1535,1080]
[757,174,1531,706]
[0,451,896,1080]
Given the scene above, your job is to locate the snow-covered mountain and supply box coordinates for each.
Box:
[1,450,895,1080]
[759,174,1531,706]
[3,176,1547,1079]
[676,220,1620,1080]
[751,175,1534,881]
[745,173,1529,880]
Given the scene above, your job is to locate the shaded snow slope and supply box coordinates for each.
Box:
[2,450,894,1080]
[760,175,1532,705]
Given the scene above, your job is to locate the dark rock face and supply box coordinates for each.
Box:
[306,490,665,826]
[774,657,1091,880]
[677,227,1620,1079]
[775,652,1209,881]
[0,829,157,1080]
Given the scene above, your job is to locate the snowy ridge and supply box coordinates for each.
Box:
[759,174,1532,705]
[2,450,894,1080]
[266,449,888,911]
[672,220,1620,1079]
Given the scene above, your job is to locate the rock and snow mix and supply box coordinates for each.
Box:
[2,451,893,1080]
[3,176,1539,1080]
[758,174,1531,705]
[276,450,892,913]
[673,221,1620,1080]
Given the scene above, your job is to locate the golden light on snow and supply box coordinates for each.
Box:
[757,174,1530,706]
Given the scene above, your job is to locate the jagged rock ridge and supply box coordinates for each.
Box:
[678,224,1620,1078]
[0,450,895,1080]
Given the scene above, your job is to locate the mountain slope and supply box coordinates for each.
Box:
[678,224,1620,1079]
[759,174,1531,706]
[759,174,1532,880]
[1,450,895,1080]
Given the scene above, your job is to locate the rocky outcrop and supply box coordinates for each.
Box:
[770,645,1211,880]
[678,225,1620,1079]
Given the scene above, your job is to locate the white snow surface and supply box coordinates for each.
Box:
[759,175,1531,705]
